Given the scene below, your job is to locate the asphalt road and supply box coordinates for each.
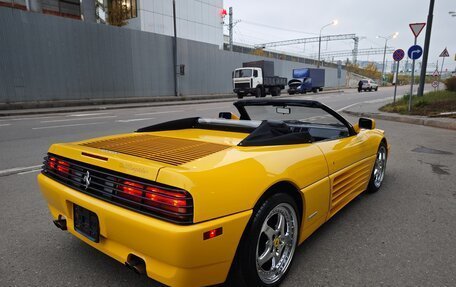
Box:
[1,86,455,286]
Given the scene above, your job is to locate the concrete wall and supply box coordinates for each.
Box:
[0,7,346,104]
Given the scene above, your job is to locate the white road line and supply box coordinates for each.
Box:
[0,116,56,122]
[336,97,394,112]
[134,110,182,116]
[195,107,223,111]
[0,124,11,127]
[41,115,117,123]
[0,165,42,177]
[67,113,110,117]
[18,169,41,175]
[116,118,155,123]
[32,122,106,130]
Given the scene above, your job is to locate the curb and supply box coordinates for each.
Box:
[343,110,456,131]
[0,89,343,117]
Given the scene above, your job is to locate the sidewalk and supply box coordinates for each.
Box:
[0,89,344,117]
[343,98,456,131]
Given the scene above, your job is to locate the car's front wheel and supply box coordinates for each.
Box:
[367,143,387,193]
[227,193,300,287]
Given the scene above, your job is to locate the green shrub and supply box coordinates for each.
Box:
[445,77,456,92]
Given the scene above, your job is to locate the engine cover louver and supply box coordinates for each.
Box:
[80,134,230,166]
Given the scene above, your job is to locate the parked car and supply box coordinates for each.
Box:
[359,79,378,92]
[38,99,389,287]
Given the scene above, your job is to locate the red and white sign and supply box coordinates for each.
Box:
[439,48,450,57]
[432,69,440,77]
[432,81,438,88]
[409,23,426,38]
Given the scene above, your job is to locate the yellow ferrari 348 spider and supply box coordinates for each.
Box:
[38,99,388,287]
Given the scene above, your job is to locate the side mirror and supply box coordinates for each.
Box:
[358,118,376,130]
[219,112,240,120]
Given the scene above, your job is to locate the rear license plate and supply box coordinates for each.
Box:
[74,204,100,243]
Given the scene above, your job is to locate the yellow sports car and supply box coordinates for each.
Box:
[38,99,388,287]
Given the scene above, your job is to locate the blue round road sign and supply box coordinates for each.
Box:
[393,49,405,61]
[408,45,423,60]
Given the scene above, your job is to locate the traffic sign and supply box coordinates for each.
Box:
[439,48,450,57]
[408,45,423,60]
[393,49,405,61]
[432,81,438,88]
[409,23,426,38]
[432,69,440,77]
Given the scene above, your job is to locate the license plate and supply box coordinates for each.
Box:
[74,204,100,243]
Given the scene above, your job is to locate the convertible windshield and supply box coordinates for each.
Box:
[243,105,345,126]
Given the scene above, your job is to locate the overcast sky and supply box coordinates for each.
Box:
[223,0,456,71]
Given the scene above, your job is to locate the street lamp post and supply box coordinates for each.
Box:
[317,20,337,68]
[377,32,399,86]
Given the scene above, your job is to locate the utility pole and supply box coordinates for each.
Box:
[228,7,233,51]
[172,0,178,96]
[417,0,435,97]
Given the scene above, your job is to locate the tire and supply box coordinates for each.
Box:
[227,193,300,287]
[288,91,295,95]
[275,88,281,97]
[237,93,244,99]
[375,87,378,91]
[367,143,387,193]
[368,87,372,92]
[271,87,281,97]
[254,88,261,98]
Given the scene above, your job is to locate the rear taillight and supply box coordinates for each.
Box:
[57,160,70,175]
[47,156,70,177]
[145,187,188,215]
[117,180,192,220]
[119,181,144,203]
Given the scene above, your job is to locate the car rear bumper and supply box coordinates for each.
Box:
[37,173,251,287]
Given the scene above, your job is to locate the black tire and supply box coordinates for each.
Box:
[254,88,261,98]
[237,93,244,99]
[227,193,300,287]
[288,91,295,95]
[375,87,378,91]
[368,87,372,92]
[367,143,387,193]
[271,87,281,97]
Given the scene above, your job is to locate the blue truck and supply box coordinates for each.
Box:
[287,68,325,95]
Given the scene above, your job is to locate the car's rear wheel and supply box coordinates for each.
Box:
[367,143,387,193]
[227,193,299,287]
[375,87,378,91]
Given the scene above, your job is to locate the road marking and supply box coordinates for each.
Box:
[32,122,106,130]
[134,110,182,116]
[195,107,223,111]
[336,97,394,112]
[0,165,42,177]
[40,115,117,123]
[0,116,56,122]
[18,169,41,175]
[116,118,155,123]
[0,124,11,127]
[67,113,110,117]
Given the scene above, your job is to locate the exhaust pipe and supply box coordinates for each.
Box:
[53,215,67,231]
[125,255,146,275]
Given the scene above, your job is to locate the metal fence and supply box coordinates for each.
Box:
[0,7,346,104]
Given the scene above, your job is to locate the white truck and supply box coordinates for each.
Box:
[232,60,287,99]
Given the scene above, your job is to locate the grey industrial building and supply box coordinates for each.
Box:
[0,0,345,106]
